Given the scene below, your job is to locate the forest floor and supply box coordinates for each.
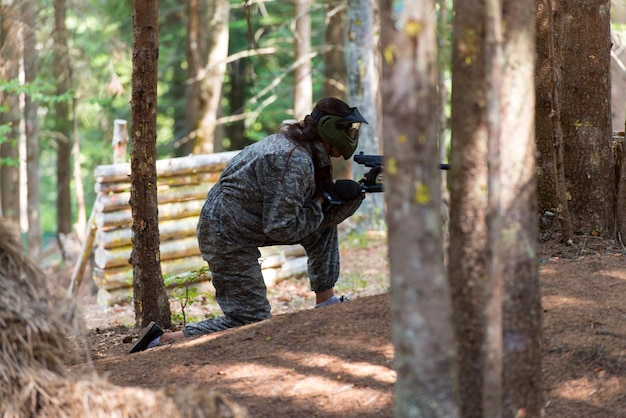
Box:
[55,234,626,417]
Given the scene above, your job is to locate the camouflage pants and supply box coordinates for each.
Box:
[182,198,363,337]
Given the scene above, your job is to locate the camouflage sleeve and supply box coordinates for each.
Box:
[261,150,324,242]
[319,194,365,228]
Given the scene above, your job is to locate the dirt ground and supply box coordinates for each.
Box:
[61,235,626,417]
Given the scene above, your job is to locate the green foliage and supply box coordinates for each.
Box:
[163,266,213,326]
[9,0,343,233]
[341,229,387,251]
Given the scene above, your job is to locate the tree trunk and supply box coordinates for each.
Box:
[323,0,346,100]
[130,0,171,328]
[182,0,203,156]
[483,0,504,414]
[53,0,74,253]
[72,99,87,241]
[188,0,229,155]
[449,0,489,415]
[0,0,21,223]
[345,0,384,231]
[500,3,543,415]
[537,0,614,238]
[23,0,41,258]
[224,57,251,151]
[381,1,459,416]
[293,0,312,121]
[323,0,351,179]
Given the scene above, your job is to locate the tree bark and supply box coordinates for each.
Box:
[23,0,41,258]
[130,0,171,328]
[187,0,229,155]
[537,0,613,238]
[53,0,74,254]
[345,0,384,231]
[293,0,312,120]
[500,3,543,415]
[0,0,21,222]
[381,1,459,416]
[449,0,489,414]
[324,0,351,179]
[484,0,504,414]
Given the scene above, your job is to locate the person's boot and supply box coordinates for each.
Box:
[128,321,164,354]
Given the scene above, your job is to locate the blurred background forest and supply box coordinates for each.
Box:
[3,0,626,256]
[1,0,381,256]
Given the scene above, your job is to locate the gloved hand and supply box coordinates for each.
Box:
[323,180,363,205]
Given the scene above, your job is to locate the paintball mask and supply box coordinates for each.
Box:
[311,106,368,160]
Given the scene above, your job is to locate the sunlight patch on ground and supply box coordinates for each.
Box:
[283,351,396,385]
[598,269,626,280]
[192,356,395,415]
[542,295,595,309]
[550,375,623,403]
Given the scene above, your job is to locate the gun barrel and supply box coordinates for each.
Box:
[354,152,382,168]
[355,152,450,170]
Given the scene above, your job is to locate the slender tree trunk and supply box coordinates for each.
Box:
[187,0,229,154]
[72,99,86,241]
[382,1,459,416]
[53,0,74,256]
[0,0,21,223]
[323,0,346,100]
[224,58,251,151]
[500,3,543,415]
[449,0,489,415]
[182,0,203,156]
[483,0,504,414]
[293,0,312,120]
[345,0,384,231]
[323,0,350,179]
[23,0,41,258]
[130,0,171,328]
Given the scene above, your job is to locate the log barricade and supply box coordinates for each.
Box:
[80,151,309,305]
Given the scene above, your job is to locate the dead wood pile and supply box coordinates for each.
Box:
[84,151,308,305]
[0,218,248,417]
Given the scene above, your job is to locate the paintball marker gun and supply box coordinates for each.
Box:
[354,152,450,194]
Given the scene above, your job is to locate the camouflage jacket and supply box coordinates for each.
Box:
[201,133,332,246]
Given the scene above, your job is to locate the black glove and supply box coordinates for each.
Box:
[323,180,363,205]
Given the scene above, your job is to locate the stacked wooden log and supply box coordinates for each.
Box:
[89,151,309,305]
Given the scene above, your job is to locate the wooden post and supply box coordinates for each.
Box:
[67,202,99,299]
[112,119,128,164]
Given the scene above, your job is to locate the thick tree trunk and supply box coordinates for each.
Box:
[381,1,459,416]
[130,0,171,328]
[537,0,614,238]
